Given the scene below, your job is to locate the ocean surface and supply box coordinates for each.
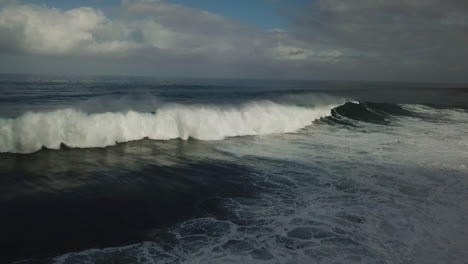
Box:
[1,74,467,264]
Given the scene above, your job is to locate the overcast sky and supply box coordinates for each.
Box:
[0,0,467,82]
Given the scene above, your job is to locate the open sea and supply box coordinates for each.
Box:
[0,74,467,264]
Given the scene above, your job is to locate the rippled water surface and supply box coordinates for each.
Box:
[1,75,467,263]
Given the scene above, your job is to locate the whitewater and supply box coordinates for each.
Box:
[1,75,468,264]
[0,101,339,153]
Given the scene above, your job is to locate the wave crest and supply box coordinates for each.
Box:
[0,100,338,153]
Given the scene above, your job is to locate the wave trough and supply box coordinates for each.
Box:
[0,100,338,153]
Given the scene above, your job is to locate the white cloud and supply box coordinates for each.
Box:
[0,3,150,57]
[0,0,340,64]
[0,5,104,54]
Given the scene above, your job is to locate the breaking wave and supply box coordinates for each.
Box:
[0,100,339,154]
[321,101,416,126]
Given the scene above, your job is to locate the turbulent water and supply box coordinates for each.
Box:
[1,75,467,264]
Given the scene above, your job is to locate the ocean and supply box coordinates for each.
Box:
[1,74,467,263]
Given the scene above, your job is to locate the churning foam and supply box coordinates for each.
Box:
[0,100,338,153]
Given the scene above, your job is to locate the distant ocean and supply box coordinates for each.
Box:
[1,74,467,263]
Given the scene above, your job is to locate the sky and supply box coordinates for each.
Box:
[0,0,467,82]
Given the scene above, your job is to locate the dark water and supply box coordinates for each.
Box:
[1,74,467,263]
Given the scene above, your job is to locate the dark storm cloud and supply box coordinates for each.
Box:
[295,0,468,50]
[287,0,468,81]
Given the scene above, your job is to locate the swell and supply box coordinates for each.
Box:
[0,100,338,154]
[321,101,416,126]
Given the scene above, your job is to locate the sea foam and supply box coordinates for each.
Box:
[0,100,338,153]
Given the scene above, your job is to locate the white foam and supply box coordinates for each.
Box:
[0,100,338,153]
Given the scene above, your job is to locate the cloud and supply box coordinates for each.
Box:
[0,0,16,5]
[0,1,333,58]
[0,0,348,79]
[0,4,142,56]
[0,0,467,81]
[288,0,468,80]
[295,0,468,50]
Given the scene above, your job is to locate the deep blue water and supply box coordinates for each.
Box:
[1,74,467,263]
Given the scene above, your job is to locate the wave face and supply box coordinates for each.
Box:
[322,101,416,125]
[0,101,337,154]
